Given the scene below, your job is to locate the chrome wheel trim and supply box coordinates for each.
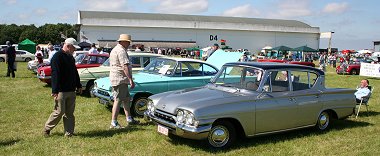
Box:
[134,98,148,116]
[208,125,230,148]
[318,112,330,130]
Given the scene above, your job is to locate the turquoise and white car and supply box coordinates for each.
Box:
[78,52,162,96]
[92,50,244,117]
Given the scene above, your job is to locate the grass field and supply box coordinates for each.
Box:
[0,62,379,155]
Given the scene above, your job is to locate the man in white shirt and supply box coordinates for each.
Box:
[89,43,98,54]
[88,43,98,63]
[354,79,371,103]
[48,45,57,62]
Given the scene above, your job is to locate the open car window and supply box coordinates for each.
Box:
[290,71,318,91]
[263,70,290,92]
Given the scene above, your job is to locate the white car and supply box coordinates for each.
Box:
[27,59,50,72]
[0,50,35,62]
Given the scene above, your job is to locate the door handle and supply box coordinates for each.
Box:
[315,94,320,98]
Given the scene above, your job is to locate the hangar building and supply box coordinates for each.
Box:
[78,11,320,51]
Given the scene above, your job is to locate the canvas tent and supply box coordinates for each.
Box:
[18,39,36,53]
[293,46,318,52]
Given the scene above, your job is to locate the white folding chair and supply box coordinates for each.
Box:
[356,86,374,118]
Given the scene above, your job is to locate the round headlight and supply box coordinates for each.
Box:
[176,110,185,124]
[93,82,97,89]
[185,112,195,125]
[147,100,155,112]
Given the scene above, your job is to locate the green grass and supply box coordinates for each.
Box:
[1,62,379,155]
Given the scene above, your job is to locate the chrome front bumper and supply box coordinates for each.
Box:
[37,75,51,80]
[145,110,211,140]
[92,89,113,105]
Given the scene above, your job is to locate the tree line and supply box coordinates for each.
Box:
[0,23,80,45]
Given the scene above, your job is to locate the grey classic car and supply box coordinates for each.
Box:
[145,62,356,148]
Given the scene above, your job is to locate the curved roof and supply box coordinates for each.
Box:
[224,62,324,75]
[79,11,312,28]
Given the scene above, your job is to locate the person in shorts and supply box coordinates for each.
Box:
[109,34,138,128]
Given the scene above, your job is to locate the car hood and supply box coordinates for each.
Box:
[95,72,171,91]
[151,85,256,115]
[205,50,244,69]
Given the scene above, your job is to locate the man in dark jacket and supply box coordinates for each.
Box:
[43,38,82,137]
[5,41,16,78]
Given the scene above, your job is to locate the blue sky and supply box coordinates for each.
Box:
[1,0,379,51]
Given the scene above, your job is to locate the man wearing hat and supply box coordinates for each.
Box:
[43,38,82,137]
[205,43,219,60]
[109,34,138,129]
[5,41,16,78]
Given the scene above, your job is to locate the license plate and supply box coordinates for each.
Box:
[99,99,109,105]
[157,125,168,136]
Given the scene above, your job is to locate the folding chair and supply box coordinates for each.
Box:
[355,86,374,118]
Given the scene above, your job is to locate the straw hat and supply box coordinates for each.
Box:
[117,34,132,42]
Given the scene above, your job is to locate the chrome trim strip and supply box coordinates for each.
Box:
[249,124,315,137]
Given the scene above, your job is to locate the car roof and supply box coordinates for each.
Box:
[224,62,324,75]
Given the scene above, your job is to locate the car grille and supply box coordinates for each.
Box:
[154,110,176,124]
[98,89,110,96]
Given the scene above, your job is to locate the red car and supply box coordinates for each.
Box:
[257,59,315,67]
[37,53,109,84]
[336,58,375,75]
[336,62,360,75]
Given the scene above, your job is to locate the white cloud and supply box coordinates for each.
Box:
[268,0,312,19]
[81,0,128,11]
[18,13,28,20]
[35,8,47,15]
[141,0,158,2]
[6,0,17,5]
[222,4,260,17]
[153,0,208,14]
[60,15,70,20]
[322,2,349,14]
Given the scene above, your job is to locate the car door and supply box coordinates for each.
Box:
[290,70,322,126]
[15,51,23,61]
[255,70,299,133]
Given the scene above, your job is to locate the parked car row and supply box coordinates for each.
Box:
[25,49,357,149]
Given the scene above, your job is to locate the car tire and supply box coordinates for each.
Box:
[207,120,236,149]
[315,111,330,131]
[0,57,4,62]
[25,58,32,62]
[350,69,358,75]
[132,96,150,117]
[86,80,95,97]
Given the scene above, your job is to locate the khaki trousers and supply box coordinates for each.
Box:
[44,92,76,134]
